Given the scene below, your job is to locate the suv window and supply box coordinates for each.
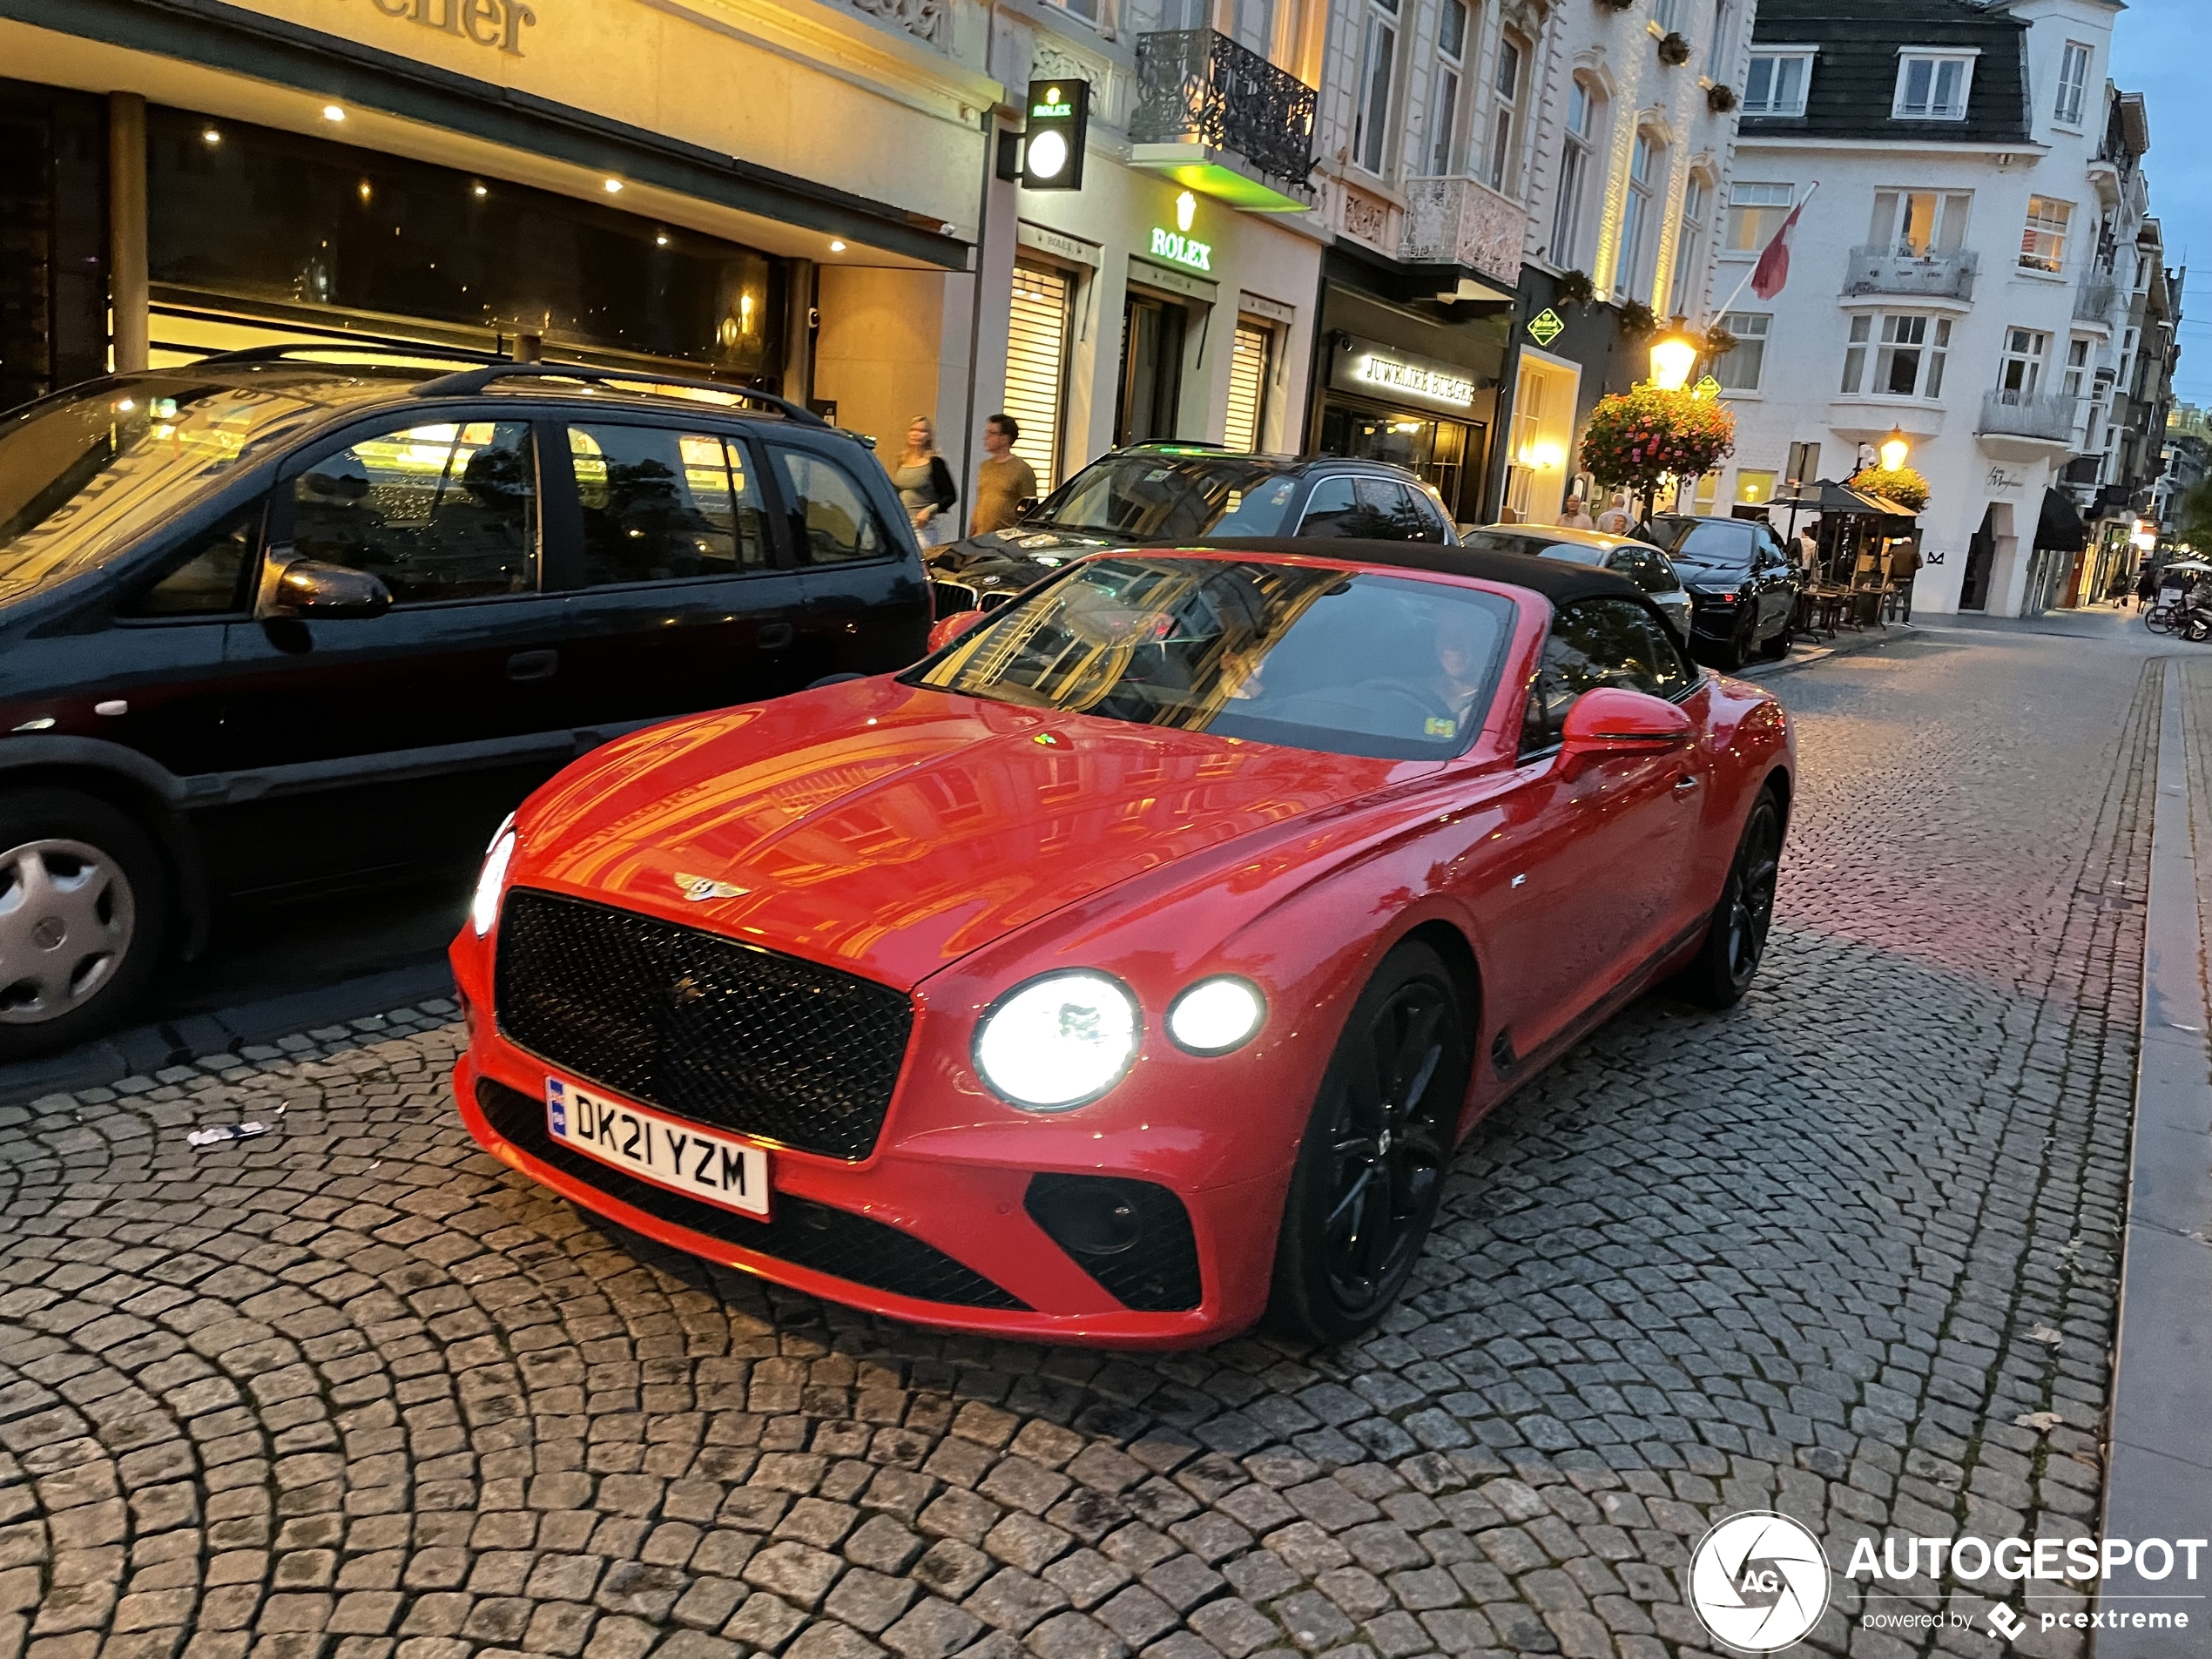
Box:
[1609,547,1676,594]
[568,424,767,585]
[122,496,264,617]
[290,420,536,604]
[1521,597,1691,753]
[1297,475,1437,541]
[775,448,893,563]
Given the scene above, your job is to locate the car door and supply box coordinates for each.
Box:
[1474,597,1707,1061]
[1750,524,1796,639]
[765,440,933,683]
[210,412,578,892]
[538,416,811,727]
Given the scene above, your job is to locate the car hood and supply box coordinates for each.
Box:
[514,677,1413,992]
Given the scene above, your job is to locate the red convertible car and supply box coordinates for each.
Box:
[449,544,1792,1346]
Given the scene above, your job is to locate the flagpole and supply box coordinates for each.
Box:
[1710,180,1819,324]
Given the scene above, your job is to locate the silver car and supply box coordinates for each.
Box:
[1456,524,1695,642]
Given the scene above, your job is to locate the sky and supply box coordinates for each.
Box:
[2109,0,2212,406]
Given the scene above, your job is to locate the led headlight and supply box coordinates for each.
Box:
[1166,976,1265,1055]
[470,816,517,938]
[974,971,1139,1110]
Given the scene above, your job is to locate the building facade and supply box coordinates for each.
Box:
[1713,0,2168,617]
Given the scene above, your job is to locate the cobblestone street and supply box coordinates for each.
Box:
[0,620,2174,1659]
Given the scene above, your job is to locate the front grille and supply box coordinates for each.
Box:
[930,580,980,615]
[475,1078,1027,1310]
[1025,1173,1203,1312]
[494,887,912,1160]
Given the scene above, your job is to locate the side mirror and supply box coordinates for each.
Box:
[927,610,988,653]
[259,556,392,620]
[1013,496,1040,523]
[1559,687,1693,763]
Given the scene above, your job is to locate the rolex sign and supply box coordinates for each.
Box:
[1022,78,1089,192]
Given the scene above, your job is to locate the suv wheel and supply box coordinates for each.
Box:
[0,789,169,1060]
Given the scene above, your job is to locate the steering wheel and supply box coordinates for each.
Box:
[1361,678,1459,727]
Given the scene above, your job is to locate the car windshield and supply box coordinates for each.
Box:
[1459,530,1607,567]
[1033,454,1301,540]
[1656,517,1756,573]
[0,370,401,606]
[909,555,1515,760]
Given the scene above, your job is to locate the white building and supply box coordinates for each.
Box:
[1711,0,2150,617]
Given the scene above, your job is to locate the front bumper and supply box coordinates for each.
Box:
[452,1042,1285,1348]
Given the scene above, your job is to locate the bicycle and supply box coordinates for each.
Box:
[2148,597,2212,640]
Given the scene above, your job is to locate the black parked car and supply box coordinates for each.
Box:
[1457,524,1694,642]
[1648,514,1800,671]
[0,346,930,1055]
[927,443,1459,611]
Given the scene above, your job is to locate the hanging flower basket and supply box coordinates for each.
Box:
[1595,0,1635,11]
[1583,386,1738,513]
[1617,300,1659,339]
[1702,321,1738,358]
[1658,31,1692,65]
[1555,269,1596,307]
[1707,83,1739,113]
[1850,466,1932,512]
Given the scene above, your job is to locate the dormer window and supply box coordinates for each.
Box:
[1743,49,1815,118]
[1893,50,1976,121]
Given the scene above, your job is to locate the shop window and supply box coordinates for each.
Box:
[122,496,266,617]
[1724,182,1795,254]
[567,425,765,586]
[290,421,536,604]
[1551,79,1603,268]
[1743,51,1813,118]
[2020,196,2072,273]
[775,449,892,564]
[1735,469,1777,506]
[1116,294,1187,447]
[1893,51,1975,121]
[2054,42,2091,126]
[1224,320,1274,453]
[1841,313,1950,400]
[1713,312,1770,392]
[1006,261,1072,489]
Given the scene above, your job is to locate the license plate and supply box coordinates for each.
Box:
[545,1076,771,1220]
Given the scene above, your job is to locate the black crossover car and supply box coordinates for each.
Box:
[0,346,930,1055]
[1458,524,1694,643]
[927,443,1459,612]
[1648,514,1801,671]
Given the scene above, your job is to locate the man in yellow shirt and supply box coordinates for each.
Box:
[970,414,1040,536]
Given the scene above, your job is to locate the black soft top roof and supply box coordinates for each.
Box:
[1175,539,1644,608]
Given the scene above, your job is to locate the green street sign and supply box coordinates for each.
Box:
[1527,308,1565,347]
[1694,374,1723,400]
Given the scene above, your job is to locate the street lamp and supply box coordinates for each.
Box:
[1878,426,1911,472]
[1649,317,1699,392]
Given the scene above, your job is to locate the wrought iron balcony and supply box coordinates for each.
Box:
[1130,30,1317,202]
[1399,174,1525,291]
[1843,246,1977,301]
[1979,388,2077,444]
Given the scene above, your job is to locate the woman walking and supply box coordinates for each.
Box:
[893,416,958,547]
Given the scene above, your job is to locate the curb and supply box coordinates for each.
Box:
[0,958,457,1109]
[1736,619,1917,681]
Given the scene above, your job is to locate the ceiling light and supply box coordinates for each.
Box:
[829,239,846,253]
[604,177,624,193]
[322,104,346,122]
[201,126,221,145]
[471,182,489,199]
[655,233,670,246]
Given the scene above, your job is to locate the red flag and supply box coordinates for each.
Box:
[1750,199,1806,300]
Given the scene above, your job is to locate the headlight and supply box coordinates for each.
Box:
[974,972,1139,1110]
[470,817,517,937]
[1166,976,1266,1055]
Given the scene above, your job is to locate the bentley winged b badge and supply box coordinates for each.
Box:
[674,873,751,902]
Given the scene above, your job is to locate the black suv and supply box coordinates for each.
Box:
[927,444,1459,612]
[0,346,929,1055]
[1648,514,1801,671]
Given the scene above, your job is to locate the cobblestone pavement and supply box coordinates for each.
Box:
[0,624,2172,1659]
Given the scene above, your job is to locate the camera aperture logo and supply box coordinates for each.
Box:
[1689,1512,1831,1652]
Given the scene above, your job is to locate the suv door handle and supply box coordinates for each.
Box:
[1672,774,1701,792]
[758,621,795,651]
[507,649,559,682]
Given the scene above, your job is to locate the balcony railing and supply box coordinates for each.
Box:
[1979,388,2077,443]
[1844,246,1977,301]
[1399,174,1525,288]
[1130,30,1317,192]
[2075,275,2120,323]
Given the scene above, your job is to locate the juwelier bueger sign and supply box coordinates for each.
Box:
[368,0,537,56]
[1354,351,1476,410]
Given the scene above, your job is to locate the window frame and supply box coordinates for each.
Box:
[1999,327,2050,395]
[1352,0,1402,177]
[1723,181,1797,257]
[1618,130,1664,304]
[1488,31,1527,196]
[1742,49,1815,118]
[1892,49,1978,122]
[2054,41,2091,127]
[2020,195,2073,275]
[557,418,779,591]
[1713,311,1771,394]
[114,491,270,624]
[1670,172,1710,315]
[1426,0,1468,175]
[1839,310,1952,401]
[1550,78,1603,268]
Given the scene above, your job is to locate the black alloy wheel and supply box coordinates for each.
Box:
[1709,606,1753,672]
[1672,786,1784,1009]
[1269,940,1471,1343]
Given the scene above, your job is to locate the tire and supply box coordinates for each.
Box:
[1268,940,1472,1344]
[0,788,170,1060]
[1710,615,1751,673]
[1670,786,1784,1011]
[2188,614,2211,644]
[1757,617,1791,660]
[2147,607,2175,635]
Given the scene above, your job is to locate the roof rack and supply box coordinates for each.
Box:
[408,361,828,426]
[192,339,511,368]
